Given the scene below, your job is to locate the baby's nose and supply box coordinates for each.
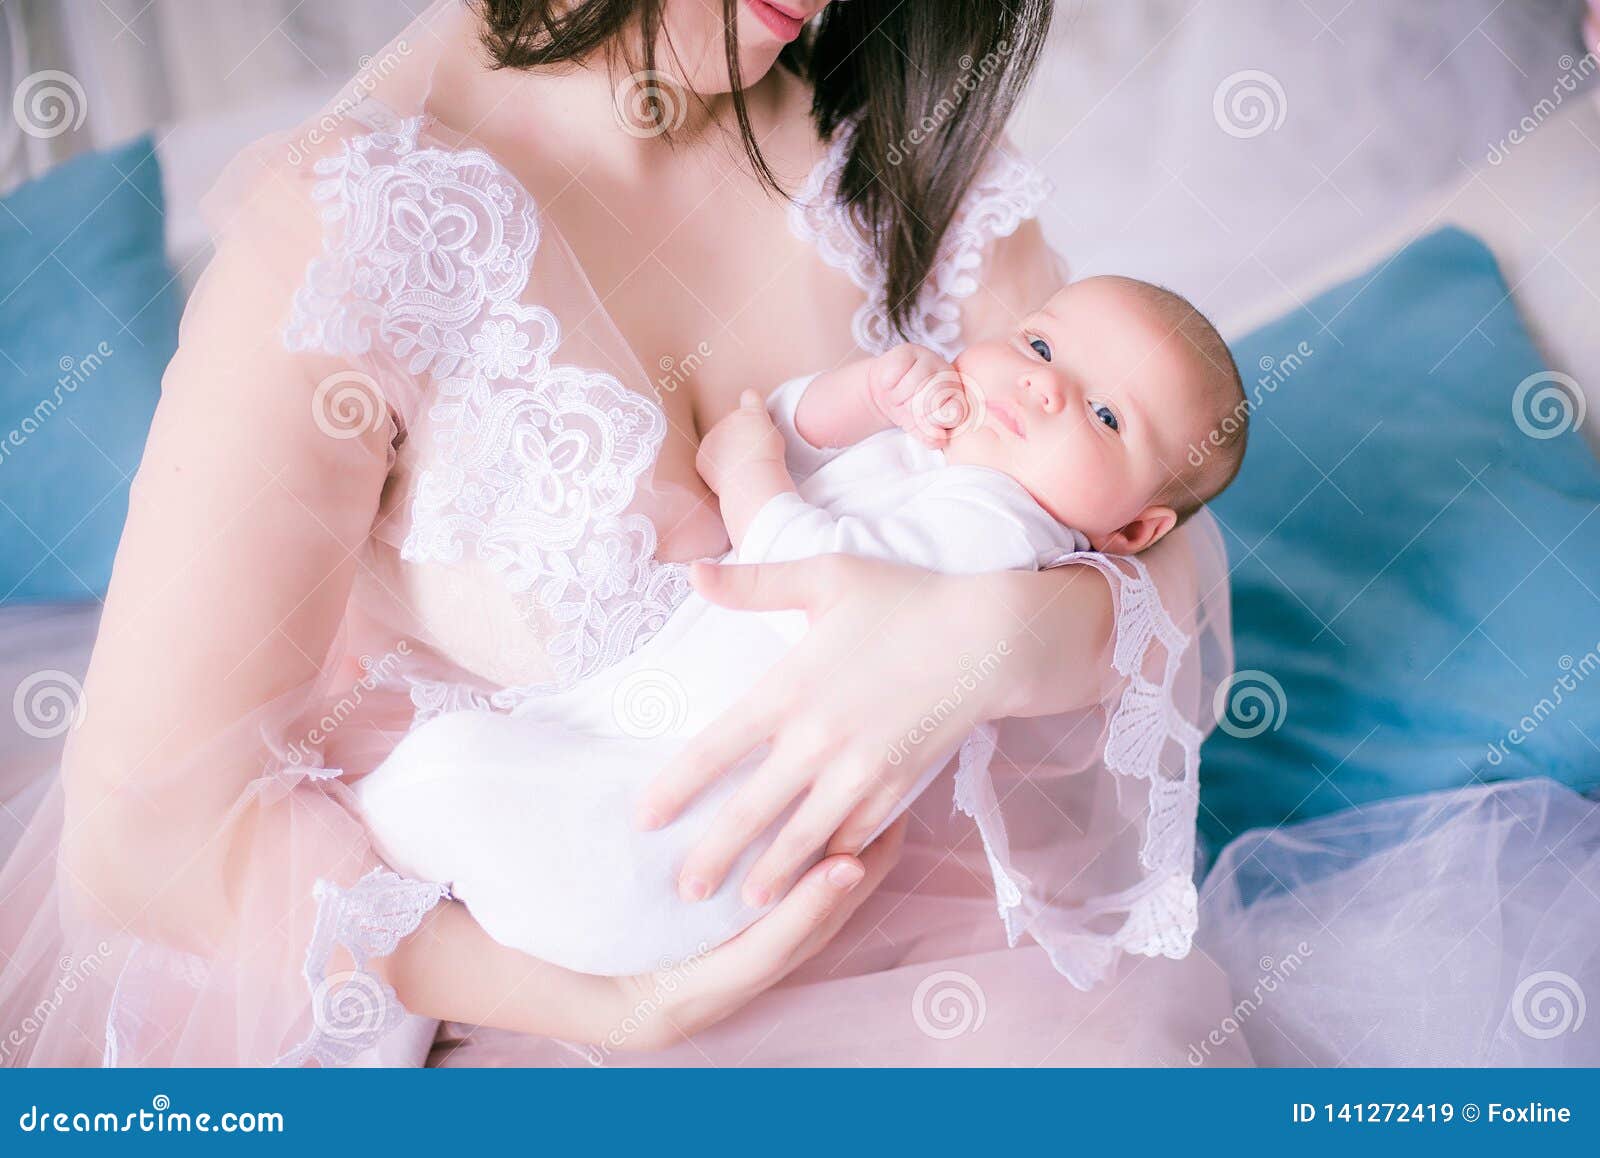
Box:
[1023,371,1064,413]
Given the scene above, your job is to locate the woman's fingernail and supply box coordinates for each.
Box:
[634,805,661,830]
[743,882,770,908]
[679,876,708,903]
[827,862,865,891]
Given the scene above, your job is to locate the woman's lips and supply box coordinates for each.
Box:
[743,0,807,42]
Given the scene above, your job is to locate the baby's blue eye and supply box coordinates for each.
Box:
[1093,404,1119,432]
[1029,337,1052,361]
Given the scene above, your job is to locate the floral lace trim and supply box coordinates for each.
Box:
[787,124,1052,360]
[275,869,449,1067]
[952,550,1201,991]
[283,105,690,691]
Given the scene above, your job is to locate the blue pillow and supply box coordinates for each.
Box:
[1201,226,1600,848]
[0,135,178,602]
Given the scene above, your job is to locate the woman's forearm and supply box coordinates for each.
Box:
[382,900,627,1043]
[983,564,1116,719]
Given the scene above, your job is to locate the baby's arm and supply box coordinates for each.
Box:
[697,390,798,550]
[740,477,1048,575]
[796,343,962,451]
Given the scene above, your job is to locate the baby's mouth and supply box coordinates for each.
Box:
[988,401,1025,440]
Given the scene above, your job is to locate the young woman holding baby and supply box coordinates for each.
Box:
[0,0,1246,1065]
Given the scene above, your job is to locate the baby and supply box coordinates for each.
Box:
[356,276,1248,976]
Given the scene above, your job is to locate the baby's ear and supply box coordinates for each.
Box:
[1091,506,1177,555]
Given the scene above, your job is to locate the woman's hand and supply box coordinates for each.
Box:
[634,554,1114,908]
[607,818,906,1052]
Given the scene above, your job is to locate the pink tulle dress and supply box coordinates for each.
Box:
[0,0,1246,1067]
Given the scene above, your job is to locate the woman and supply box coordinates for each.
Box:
[0,0,1243,1065]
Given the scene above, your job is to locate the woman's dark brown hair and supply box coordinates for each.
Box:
[475,0,1053,337]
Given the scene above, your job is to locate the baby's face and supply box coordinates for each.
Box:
[944,278,1210,552]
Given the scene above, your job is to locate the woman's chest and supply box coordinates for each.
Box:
[534,156,866,434]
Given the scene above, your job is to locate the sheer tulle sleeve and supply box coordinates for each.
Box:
[0,131,449,1065]
[934,147,1233,990]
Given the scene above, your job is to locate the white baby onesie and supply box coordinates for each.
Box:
[356,374,1087,976]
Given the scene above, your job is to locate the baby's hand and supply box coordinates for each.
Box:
[867,343,965,449]
[697,390,787,494]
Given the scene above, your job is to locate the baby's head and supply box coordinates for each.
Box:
[945,276,1247,554]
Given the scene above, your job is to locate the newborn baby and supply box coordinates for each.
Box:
[356,276,1248,976]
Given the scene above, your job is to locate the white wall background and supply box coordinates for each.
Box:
[2,0,1593,325]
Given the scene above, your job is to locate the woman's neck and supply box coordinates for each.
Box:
[422,8,779,184]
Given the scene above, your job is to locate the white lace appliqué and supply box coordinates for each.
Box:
[787,124,1051,360]
[276,869,449,1067]
[285,111,689,691]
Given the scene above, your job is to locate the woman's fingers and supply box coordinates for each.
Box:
[713,815,906,986]
[740,780,863,907]
[825,791,899,858]
[675,747,814,902]
[688,555,840,615]
[634,691,778,829]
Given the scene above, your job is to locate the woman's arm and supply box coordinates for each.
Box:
[58,171,897,1053]
[639,203,1113,907]
[638,555,1114,908]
